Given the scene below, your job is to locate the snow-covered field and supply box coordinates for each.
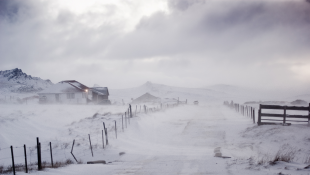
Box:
[1,103,310,175]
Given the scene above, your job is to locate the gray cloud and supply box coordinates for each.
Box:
[0,0,21,20]
[0,0,310,91]
[106,0,310,61]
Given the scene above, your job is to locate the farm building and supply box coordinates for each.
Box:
[90,87,111,104]
[131,93,161,104]
[38,80,110,104]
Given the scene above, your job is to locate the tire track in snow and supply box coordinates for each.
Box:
[109,105,234,174]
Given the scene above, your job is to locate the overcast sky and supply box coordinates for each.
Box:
[0,0,310,91]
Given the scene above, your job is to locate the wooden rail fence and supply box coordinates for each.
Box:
[258,104,310,126]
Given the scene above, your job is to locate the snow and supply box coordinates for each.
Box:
[39,82,82,94]
[1,103,310,175]
[2,80,310,174]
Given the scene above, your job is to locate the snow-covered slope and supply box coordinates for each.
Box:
[0,68,53,93]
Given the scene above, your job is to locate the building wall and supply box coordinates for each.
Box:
[39,92,87,104]
[92,92,108,102]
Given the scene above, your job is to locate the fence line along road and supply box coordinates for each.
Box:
[223,101,256,124]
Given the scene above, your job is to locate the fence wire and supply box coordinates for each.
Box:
[0,103,182,174]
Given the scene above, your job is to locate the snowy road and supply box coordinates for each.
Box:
[110,105,231,174]
[30,104,252,175]
[24,104,310,175]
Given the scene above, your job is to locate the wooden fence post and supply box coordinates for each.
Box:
[129,104,132,118]
[11,146,16,175]
[253,109,255,124]
[39,143,42,169]
[258,105,261,125]
[70,140,78,162]
[49,142,53,167]
[103,122,108,145]
[308,103,310,125]
[37,137,42,170]
[283,106,287,125]
[24,144,28,173]
[88,134,93,157]
[127,108,129,118]
[105,128,109,145]
[102,130,105,148]
[125,112,127,128]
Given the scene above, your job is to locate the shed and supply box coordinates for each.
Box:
[132,93,161,104]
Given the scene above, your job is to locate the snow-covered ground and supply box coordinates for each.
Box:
[1,73,310,174]
[1,103,310,175]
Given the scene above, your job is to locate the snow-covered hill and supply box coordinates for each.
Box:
[0,68,53,100]
[109,82,262,104]
[285,94,310,103]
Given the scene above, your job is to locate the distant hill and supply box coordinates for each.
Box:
[0,68,53,93]
[204,84,242,93]
[285,94,310,103]
[203,84,256,97]
[109,81,262,104]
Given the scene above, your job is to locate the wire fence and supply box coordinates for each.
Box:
[0,102,184,174]
[223,100,256,124]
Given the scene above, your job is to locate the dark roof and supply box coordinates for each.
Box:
[91,87,109,96]
[61,80,89,91]
[39,80,89,94]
